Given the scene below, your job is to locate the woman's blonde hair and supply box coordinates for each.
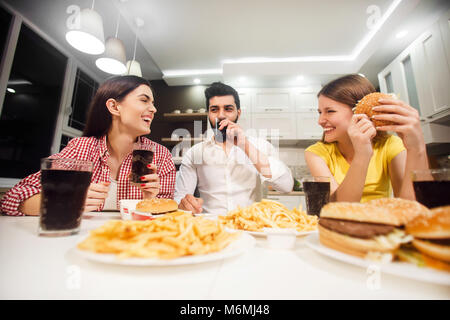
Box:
[318,74,389,144]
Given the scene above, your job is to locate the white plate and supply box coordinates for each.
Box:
[83,211,121,219]
[225,227,317,237]
[75,232,255,266]
[305,233,450,286]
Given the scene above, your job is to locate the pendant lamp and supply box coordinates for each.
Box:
[95,12,127,75]
[65,0,105,54]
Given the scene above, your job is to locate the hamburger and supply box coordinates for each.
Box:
[318,198,430,261]
[398,206,450,272]
[135,198,179,215]
[354,92,394,127]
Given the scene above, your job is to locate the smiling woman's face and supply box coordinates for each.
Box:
[317,94,353,143]
[116,84,157,136]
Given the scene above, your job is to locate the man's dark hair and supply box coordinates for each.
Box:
[204,82,240,110]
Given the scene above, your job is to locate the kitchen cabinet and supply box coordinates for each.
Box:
[293,87,320,112]
[410,22,450,118]
[438,9,450,70]
[237,89,253,113]
[296,112,322,140]
[378,10,450,144]
[252,112,297,139]
[253,88,294,113]
[235,87,322,142]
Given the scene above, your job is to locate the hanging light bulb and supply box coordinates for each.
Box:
[124,18,143,77]
[65,0,105,54]
[124,32,142,76]
[95,12,127,75]
[125,60,142,77]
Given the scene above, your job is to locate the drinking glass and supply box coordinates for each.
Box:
[412,168,450,208]
[130,143,155,184]
[39,158,93,236]
[301,176,330,216]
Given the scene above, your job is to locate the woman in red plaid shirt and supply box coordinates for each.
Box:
[1,76,176,216]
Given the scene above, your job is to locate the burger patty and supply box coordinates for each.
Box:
[418,239,450,246]
[319,218,395,239]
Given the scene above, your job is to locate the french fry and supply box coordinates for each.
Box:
[77,211,239,259]
[218,199,318,232]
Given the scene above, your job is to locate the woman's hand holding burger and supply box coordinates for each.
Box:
[347,114,377,159]
[371,98,425,153]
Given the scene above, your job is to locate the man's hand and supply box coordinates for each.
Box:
[219,119,246,148]
[179,194,204,213]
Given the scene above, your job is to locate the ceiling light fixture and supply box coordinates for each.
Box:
[193,78,201,84]
[95,11,127,75]
[65,0,105,54]
[124,18,144,77]
[6,88,15,93]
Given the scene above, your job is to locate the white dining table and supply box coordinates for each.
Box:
[0,213,449,300]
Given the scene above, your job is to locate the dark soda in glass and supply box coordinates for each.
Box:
[40,169,92,232]
[130,149,154,183]
[412,169,450,209]
[413,180,450,208]
[39,158,93,236]
[303,181,330,216]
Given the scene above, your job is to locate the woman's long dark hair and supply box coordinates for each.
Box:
[83,75,152,138]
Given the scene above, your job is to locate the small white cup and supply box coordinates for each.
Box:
[185,108,193,113]
[264,228,297,249]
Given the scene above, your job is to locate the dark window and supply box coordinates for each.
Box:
[69,69,98,131]
[59,134,74,152]
[0,6,12,61]
[0,24,67,179]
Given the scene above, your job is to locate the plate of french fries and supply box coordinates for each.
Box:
[218,199,319,236]
[75,211,255,266]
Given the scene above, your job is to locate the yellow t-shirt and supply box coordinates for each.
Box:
[305,135,405,203]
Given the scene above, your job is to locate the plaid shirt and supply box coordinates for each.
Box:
[1,136,176,216]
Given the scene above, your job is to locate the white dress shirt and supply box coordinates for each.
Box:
[174,135,293,214]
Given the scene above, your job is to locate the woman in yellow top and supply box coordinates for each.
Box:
[305,74,428,203]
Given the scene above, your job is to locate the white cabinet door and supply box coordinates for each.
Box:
[411,24,450,118]
[237,89,253,113]
[296,113,322,140]
[438,9,450,73]
[252,113,297,139]
[237,113,252,133]
[293,91,319,112]
[253,89,294,113]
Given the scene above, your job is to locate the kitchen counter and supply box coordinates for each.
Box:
[0,214,448,300]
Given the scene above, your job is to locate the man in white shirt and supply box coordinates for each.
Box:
[175,82,293,214]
